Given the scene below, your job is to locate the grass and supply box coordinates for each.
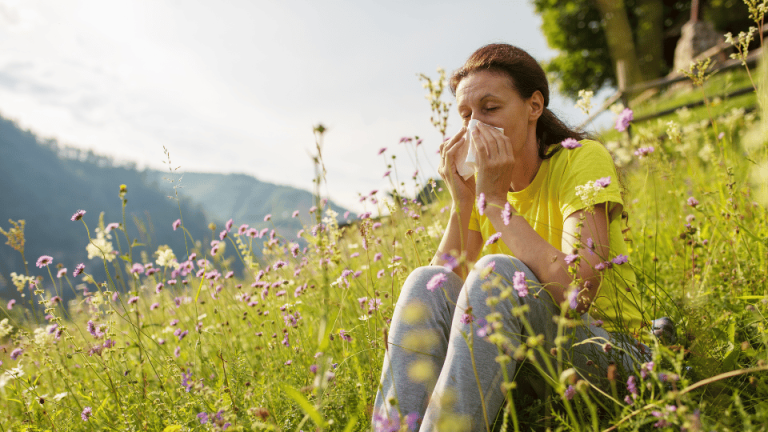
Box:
[2,42,768,432]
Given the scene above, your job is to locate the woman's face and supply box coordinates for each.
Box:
[455,70,540,154]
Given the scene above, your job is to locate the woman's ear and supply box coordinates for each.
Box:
[528,90,544,122]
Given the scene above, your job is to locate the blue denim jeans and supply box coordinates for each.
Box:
[373,254,646,431]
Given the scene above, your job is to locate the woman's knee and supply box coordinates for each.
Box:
[474,254,536,282]
[398,265,462,305]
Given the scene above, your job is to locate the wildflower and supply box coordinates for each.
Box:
[10,348,22,360]
[151,302,159,310]
[198,412,209,424]
[284,360,292,365]
[57,268,67,278]
[612,254,628,265]
[378,147,387,155]
[485,232,502,246]
[225,271,234,279]
[563,385,576,400]
[426,273,447,292]
[460,313,474,324]
[36,255,53,268]
[377,269,385,279]
[309,206,317,213]
[634,146,655,157]
[374,252,383,262]
[592,319,604,327]
[666,120,681,142]
[264,214,271,222]
[575,89,593,114]
[441,253,459,271]
[406,412,421,430]
[641,361,654,379]
[502,202,512,225]
[627,375,638,395]
[310,364,318,374]
[219,230,227,241]
[172,219,181,230]
[594,176,611,188]
[561,138,582,149]
[127,296,139,305]
[575,180,604,207]
[71,210,86,221]
[225,218,233,231]
[513,271,528,297]
[105,222,120,232]
[373,410,400,432]
[615,108,633,132]
[477,193,486,215]
[624,395,633,405]
[568,288,579,310]
[603,342,612,353]
[383,170,391,177]
[81,406,92,421]
[339,329,352,342]
[167,279,177,286]
[564,254,579,265]
[687,196,699,208]
[174,346,180,357]
[87,320,104,338]
[7,299,16,310]
[368,298,382,312]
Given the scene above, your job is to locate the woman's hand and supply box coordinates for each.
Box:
[472,122,516,202]
[438,127,476,209]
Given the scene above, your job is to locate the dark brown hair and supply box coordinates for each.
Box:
[450,44,589,159]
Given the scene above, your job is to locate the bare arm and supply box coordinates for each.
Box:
[430,204,484,279]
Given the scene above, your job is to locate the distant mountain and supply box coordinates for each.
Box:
[142,171,350,240]
[0,113,350,302]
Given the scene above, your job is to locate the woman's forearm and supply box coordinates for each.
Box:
[482,199,604,312]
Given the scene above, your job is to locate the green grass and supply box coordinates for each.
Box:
[2,53,768,432]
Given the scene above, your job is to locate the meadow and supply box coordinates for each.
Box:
[2,26,768,432]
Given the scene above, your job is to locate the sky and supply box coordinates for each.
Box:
[0,0,612,213]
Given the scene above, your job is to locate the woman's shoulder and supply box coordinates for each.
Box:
[549,139,613,167]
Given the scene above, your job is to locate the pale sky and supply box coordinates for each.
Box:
[0,0,609,213]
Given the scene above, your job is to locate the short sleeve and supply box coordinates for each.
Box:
[558,141,624,219]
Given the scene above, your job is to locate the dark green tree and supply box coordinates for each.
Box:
[533,0,752,99]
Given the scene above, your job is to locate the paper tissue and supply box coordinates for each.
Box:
[455,119,504,180]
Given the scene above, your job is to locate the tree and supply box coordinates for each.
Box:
[533,0,753,99]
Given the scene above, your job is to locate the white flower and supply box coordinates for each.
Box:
[666,121,681,142]
[86,227,115,262]
[575,180,604,208]
[0,318,12,338]
[53,392,68,401]
[33,327,53,346]
[155,246,179,269]
[575,89,594,115]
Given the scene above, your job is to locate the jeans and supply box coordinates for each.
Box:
[373,254,646,432]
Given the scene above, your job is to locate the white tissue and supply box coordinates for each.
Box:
[455,119,504,180]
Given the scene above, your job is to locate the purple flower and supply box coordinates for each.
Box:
[127,296,139,305]
[10,348,22,360]
[564,254,579,265]
[71,210,86,221]
[373,411,400,432]
[612,254,628,265]
[197,412,208,424]
[405,412,420,430]
[441,253,459,271]
[426,273,447,292]
[485,232,502,246]
[87,320,104,339]
[627,375,638,395]
[374,252,383,262]
[378,147,387,155]
[36,255,53,268]
[377,269,385,279]
[564,385,576,400]
[502,202,512,225]
[219,230,228,241]
[73,263,85,277]
[151,302,160,310]
[284,360,292,365]
[382,170,391,178]
[339,329,352,342]
[634,146,655,157]
[594,176,611,188]
[225,218,233,231]
[615,108,634,132]
[81,406,92,421]
[603,342,612,353]
[105,222,120,232]
[172,219,181,231]
[561,138,582,149]
[7,299,16,310]
[687,196,699,208]
[264,214,272,222]
[57,268,67,278]
[477,193,486,216]
[568,288,579,310]
[513,271,529,297]
[460,313,474,324]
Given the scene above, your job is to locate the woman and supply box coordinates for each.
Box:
[373,44,647,431]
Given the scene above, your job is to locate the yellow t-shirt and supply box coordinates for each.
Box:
[468,140,646,334]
